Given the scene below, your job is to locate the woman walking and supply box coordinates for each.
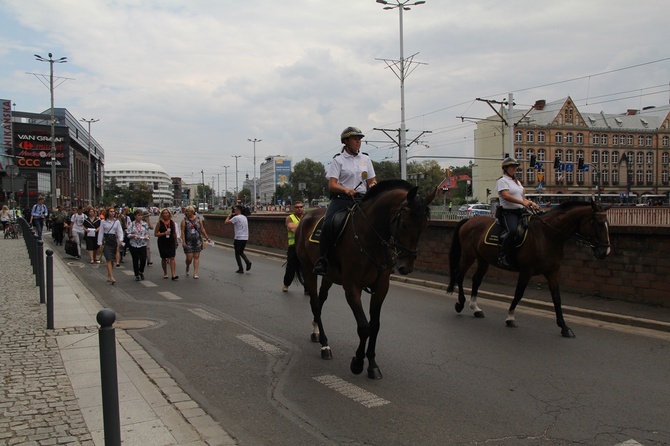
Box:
[155,208,179,280]
[83,208,101,264]
[69,206,86,260]
[180,205,211,279]
[127,209,150,281]
[97,207,124,285]
[225,205,252,274]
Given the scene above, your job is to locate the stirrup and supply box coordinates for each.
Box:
[498,255,510,267]
[313,258,328,276]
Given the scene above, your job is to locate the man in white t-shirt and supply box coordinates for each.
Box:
[225,205,252,273]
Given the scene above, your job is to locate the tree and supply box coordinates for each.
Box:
[289,159,327,203]
[102,179,153,207]
[372,160,400,181]
[407,160,444,196]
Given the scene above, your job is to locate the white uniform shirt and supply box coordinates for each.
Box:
[497,175,525,210]
[326,151,376,193]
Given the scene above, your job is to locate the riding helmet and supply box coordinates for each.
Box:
[501,157,521,168]
[340,126,365,143]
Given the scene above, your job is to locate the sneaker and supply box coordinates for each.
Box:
[235,269,244,274]
[135,275,141,281]
[140,273,145,280]
[282,285,288,292]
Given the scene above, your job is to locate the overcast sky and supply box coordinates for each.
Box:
[2,0,669,186]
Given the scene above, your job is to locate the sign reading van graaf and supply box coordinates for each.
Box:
[13,123,70,171]
[275,158,291,185]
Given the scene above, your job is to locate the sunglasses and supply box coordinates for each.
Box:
[295,206,304,208]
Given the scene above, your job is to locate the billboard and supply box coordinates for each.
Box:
[275,158,291,186]
[12,123,70,171]
[1,99,12,171]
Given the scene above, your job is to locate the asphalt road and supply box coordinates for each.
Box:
[65,238,670,446]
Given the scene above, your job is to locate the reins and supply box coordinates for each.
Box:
[531,208,611,250]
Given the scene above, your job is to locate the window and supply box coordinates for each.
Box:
[591,169,598,185]
[515,131,522,143]
[555,132,563,143]
[636,152,644,165]
[515,148,524,160]
[611,151,619,164]
[612,134,618,145]
[601,134,608,146]
[602,169,609,184]
[646,152,654,166]
[627,135,634,145]
[565,108,573,123]
[646,135,652,147]
[526,131,534,143]
[538,149,546,161]
[611,169,619,183]
[566,169,574,184]
[577,150,585,164]
[591,150,599,164]
[663,136,669,147]
[526,148,535,162]
[592,134,600,145]
[555,149,563,161]
[538,131,545,143]
[663,152,669,165]
[526,168,535,184]
[663,170,669,184]
[566,132,573,143]
[636,170,643,184]
[577,169,584,183]
[602,151,609,164]
[577,133,584,144]
[646,170,653,184]
[566,149,574,162]
[638,135,644,147]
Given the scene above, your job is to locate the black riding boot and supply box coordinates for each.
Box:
[498,232,514,267]
[313,225,331,276]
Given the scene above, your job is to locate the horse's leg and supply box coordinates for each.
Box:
[364,282,389,380]
[469,260,490,318]
[545,270,575,338]
[310,278,333,359]
[454,258,475,314]
[505,272,531,329]
[344,286,370,377]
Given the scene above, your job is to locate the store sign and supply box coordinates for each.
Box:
[12,123,70,171]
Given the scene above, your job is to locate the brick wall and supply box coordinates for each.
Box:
[205,214,670,307]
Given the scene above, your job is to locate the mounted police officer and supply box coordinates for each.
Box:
[313,127,377,276]
[496,157,539,267]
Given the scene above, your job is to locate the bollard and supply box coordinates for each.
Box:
[46,250,54,329]
[31,233,38,275]
[97,309,121,446]
[37,240,45,303]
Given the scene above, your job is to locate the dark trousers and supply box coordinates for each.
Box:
[318,198,351,258]
[500,209,522,257]
[53,222,65,244]
[33,218,45,238]
[234,239,251,270]
[129,245,147,276]
[283,244,299,287]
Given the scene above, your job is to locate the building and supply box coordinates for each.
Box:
[473,96,670,203]
[105,162,173,207]
[259,156,291,205]
[1,101,104,208]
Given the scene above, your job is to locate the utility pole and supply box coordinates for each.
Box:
[232,155,241,203]
[80,118,99,206]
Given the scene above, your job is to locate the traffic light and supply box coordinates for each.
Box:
[553,156,560,170]
[577,158,585,170]
[467,184,473,196]
[486,188,491,197]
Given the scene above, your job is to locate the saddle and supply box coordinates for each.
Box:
[484,213,532,247]
[308,208,351,244]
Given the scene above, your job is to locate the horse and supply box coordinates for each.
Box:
[447,200,611,338]
[295,179,436,379]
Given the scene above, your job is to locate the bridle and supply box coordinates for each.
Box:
[533,208,611,251]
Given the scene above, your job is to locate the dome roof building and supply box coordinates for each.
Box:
[105,162,174,206]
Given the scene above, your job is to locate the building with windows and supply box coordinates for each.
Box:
[105,163,173,207]
[259,156,292,205]
[473,97,670,203]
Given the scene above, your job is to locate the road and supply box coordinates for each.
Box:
[64,236,670,446]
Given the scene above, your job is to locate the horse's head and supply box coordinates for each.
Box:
[578,201,612,260]
[390,185,436,275]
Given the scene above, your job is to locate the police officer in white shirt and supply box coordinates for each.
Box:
[313,127,377,276]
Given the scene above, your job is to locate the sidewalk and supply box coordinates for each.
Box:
[0,237,236,446]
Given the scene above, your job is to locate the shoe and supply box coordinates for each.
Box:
[140,273,145,280]
[172,276,179,280]
[135,275,141,281]
[90,260,95,264]
[186,265,190,276]
[147,262,153,265]
[282,285,288,292]
[116,263,120,267]
[110,279,116,285]
[235,269,244,274]
[76,256,81,260]
[193,275,199,279]
[498,256,511,267]
[163,275,169,279]
[313,258,328,276]
[246,262,252,271]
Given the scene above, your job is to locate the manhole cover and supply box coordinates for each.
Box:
[114,319,159,329]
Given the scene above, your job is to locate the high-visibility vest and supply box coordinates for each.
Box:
[287,214,300,246]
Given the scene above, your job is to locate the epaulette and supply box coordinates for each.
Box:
[333,153,341,159]
[362,152,369,156]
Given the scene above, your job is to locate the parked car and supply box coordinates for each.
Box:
[458,203,492,217]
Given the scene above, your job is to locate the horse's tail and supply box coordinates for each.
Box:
[295,258,305,286]
[447,219,467,294]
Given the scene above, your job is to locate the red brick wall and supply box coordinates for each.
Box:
[205,214,670,307]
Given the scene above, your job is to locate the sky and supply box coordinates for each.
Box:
[1,0,669,187]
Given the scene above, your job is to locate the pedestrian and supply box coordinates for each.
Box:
[51,205,68,245]
[225,205,252,274]
[313,126,377,275]
[117,206,132,265]
[83,208,101,264]
[30,196,48,239]
[155,208,179,280]
[180,205,211,279]
[282,201,305,292]
[1,205,11,233]
[127,209,150,281]
[69,206,86,259]
[97,207,124,285]
[143,212,154,265]
[496,157,540,267]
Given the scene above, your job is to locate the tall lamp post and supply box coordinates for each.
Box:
[376,0,425,180]
[35,53,67,209]
[222,165,229,208]
[80,118,99,206]
[248,138,261,208]
[232,155,241,204]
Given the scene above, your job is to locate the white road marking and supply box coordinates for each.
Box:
[313,374,390,408]
[188,308,221,321]
[140,281,157,287]
[614,440,644,446]
[157,291,181,301]
[236,334,285,356]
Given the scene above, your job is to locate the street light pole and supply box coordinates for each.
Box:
[80,118,99,206]
[222,165,229,208]
[248,138,261,208]
[35,53,67,209]
[376,0,425,180]
[232,156,241,204]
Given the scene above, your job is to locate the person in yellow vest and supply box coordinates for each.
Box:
[282,201,305,292]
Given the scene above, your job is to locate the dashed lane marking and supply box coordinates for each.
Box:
[236,334,285,356]
[313,374,390,408]
[157,291,181,301]
[614,441,644,446]
[188,308,222,321]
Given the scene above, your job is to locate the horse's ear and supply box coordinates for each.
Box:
[424,186,437,205]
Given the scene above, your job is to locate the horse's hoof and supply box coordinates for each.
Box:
[350,357,364,375]
[368,367,383,380]
[310,333,320,343]
[321,347,332,360]
[474,311,485,318]
[561,327,576,338]
[455,302,465,313]
[505,320,517,328]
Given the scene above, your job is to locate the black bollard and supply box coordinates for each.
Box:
[31,233,38,275]
[97,309,121,446]
[46,250,54,329]
[37,240,45,303]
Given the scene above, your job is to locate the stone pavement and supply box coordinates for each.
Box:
[0,236,237,446]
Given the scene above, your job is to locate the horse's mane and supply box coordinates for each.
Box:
[362,179,412,202]
[546,200,599,214]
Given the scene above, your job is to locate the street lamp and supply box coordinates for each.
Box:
[222,165,229,208]
[80,118,99,206]
[35,53,67,209]
[232,155,241,204]
[248,138,261,208]
[376,0,425,180]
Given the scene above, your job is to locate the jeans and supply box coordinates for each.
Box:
[129,245,147,277]
[234,239,250,271]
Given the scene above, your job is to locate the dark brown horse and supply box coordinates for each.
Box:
[296,180,435,379]
[447,200,611,338]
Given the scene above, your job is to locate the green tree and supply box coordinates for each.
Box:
[407,160,445,196]
[289,159,327,203]
[102,180,153,207]
[372,160,400,181]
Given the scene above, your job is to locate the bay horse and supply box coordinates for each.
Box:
[296,179,435,379]
[447,200,611,338]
